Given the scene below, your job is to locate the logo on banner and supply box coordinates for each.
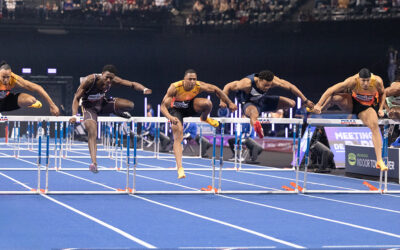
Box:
[340,119,358,125]
[348,153,356,165]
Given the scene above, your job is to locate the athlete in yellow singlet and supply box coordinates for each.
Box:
[161,69,237,179]
[311,68,387,171]
[0,61,59,115]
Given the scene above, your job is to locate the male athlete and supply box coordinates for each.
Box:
[220,70,314,138]
[161,69,237,179]
[310,68,388,171]
[0,61,59,115]
[69,64,152,173]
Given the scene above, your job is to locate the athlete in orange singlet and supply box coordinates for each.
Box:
[0,61,59,115]
[161,69,237,179]
[310,68,388,171]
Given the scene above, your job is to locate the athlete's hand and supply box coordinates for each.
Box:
[170,116,179,125]
[50,104,60,116]
[378,109,384,118]
[228,102,238,112]
[304,100,315,109]
[144,88,152,95]
[310,104,322,114]
[219,101,227,109]
[69,117,77,124]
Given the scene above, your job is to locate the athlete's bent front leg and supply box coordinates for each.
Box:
[358,108,388,171]
[17,93,41,108]
[194,98,219,128]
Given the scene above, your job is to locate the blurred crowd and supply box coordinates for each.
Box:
[186,0,298,26]
[299,0,400,21]
[1,0,180,25]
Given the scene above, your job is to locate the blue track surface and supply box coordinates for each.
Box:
[1,140,400,249]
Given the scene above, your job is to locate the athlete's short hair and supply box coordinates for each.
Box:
[102,64,118,75]
[258,70,274,81]
[0,61,11,71]
[184,69,197,76]
[359,68,371,78]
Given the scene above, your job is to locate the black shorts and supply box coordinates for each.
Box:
[168,100,198,125]
[0,93,20,112]
[243,95,280,114]
[82,97,116,122]
[351,96,379,116]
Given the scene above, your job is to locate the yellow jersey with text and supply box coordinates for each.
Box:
[171,80,201,108]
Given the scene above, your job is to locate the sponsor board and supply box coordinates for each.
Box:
[345,145,399,179]
[324,127,375,168]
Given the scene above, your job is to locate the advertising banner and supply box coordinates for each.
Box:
[345,145,399,179]
[324,127,374,168]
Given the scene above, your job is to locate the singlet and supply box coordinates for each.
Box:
[82,74,111,103]
[0,72,18,99]
[237,74,268,104]
[170,80,201,108]
[351,74,379,106]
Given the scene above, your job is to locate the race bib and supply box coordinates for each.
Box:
[173,101,189,109]
[87,93,105,102]
[0,91,9,99]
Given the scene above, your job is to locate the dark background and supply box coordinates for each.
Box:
[1,19,399,117]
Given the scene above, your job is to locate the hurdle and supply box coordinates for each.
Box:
[302,118,400,194]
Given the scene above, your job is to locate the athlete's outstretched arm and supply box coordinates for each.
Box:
[313,77,355,113]
[15,74,60,116]
[273,77,313,107]
[220,78,251,106]
[113,76,152,94]
[200,82,237,112]
[160,84,180,125]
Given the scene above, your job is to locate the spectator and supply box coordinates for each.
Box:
[388,46,398,83]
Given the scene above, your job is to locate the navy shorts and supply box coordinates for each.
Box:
[243,95,280,114]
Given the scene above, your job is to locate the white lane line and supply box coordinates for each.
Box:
[303,194,400,214]
[131,194,305,249]
[0,160,156,248]
[0,171,156,248]
[26,149,400,212]
[323,245,400,248]
[6,149,400,244]
[219,194,400,239]
[1,151,305,248]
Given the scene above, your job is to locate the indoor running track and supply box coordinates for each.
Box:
[1,142,400,249]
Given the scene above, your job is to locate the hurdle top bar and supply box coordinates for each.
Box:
[307,118,398,126]
[0,116,303,124]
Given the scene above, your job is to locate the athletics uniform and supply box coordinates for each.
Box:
[351,74,379,116]
[81,74,117,122]
[168,80,201,125]
[239,73,280,114]
[0,72,21,112]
